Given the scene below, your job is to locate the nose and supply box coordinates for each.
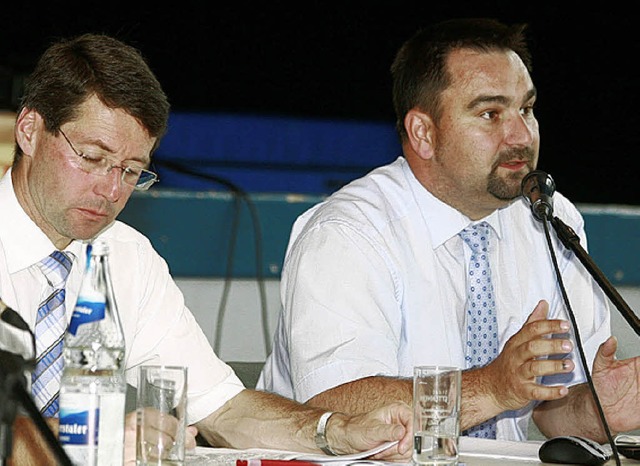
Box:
[95,166,124,203]
[504,113,537,147]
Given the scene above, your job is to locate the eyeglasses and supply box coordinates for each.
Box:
[58,129,158,191]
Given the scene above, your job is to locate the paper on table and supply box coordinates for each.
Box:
[297,440,399,462]
[459,437,542,461]
[187,440,399,465]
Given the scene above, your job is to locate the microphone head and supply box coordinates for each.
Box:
[521,170,556,221]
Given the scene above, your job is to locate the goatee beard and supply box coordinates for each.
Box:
[488,148,535,200]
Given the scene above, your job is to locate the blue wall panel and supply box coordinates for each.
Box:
[118,190,640,286]
[153,112,401,194]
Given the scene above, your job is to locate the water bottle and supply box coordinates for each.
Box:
[58,240,126,465]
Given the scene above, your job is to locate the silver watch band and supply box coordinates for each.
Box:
[315,411,338,455]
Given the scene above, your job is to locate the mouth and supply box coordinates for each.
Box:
[76,207,109,220]
[498,160,529,171]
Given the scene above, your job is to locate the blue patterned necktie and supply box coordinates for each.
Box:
[459,221,498,439]
[32,250,73,417]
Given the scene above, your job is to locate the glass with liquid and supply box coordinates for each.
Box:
[412,366,461,465]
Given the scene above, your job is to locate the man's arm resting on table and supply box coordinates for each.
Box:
[8,415,59,466]
[194,388,411,459]
[306,373,502,432]
[533,383,608,441]
[306,376,412,415]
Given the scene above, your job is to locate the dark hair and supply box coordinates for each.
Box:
[390,18,531,142]
[14,33,169,164]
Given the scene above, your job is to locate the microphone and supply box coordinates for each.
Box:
[1,298,37,363]
[521,170,556,221]
[0,298,31,332]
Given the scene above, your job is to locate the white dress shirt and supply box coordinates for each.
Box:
[0,170,244,424]
[258,156,611,440]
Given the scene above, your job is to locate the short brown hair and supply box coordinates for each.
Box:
[391,18,531,142]
[14,33,169,165]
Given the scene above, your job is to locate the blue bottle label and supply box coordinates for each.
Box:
[59,404,100,446]
[68,300,106,335]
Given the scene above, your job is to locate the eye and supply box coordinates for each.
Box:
[122,165,142,176]
[520,104,535,116]
[79,150,105,163]
[480,110,499,121]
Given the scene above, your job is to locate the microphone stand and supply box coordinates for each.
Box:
[550,215,640,336]
[540,214,621,465]
[0,349,73,466]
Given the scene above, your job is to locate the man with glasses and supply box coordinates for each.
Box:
[0,33,412,464]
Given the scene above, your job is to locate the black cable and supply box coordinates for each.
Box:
[541,215,621,465]
[152,159,272,356]
[213,193,244,356]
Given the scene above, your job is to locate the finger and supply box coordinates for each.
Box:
[144,426,176,448]
[396,424,413,457]
[185,425,198,450]
[523,357,575,378]
[522,335,573,361]
[388,401,412,430]
[384,402,413,454]
[529,383,569,401]
[123,412,137,464]
[141,409,180,446]
[368,431,412,462]
[517,316,571,345]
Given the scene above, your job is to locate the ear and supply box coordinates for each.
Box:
[404,109,436,161]
[14,107,42,157]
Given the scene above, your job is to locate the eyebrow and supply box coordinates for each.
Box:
[467,87,537,110]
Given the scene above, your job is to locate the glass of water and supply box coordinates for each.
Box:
[413,366,461,465]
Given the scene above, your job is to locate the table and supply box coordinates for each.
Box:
[185,437,640,465]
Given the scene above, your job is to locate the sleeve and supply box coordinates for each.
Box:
[108,230,245,424]
[280,220,404,402]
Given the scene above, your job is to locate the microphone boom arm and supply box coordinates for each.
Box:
[550,215,640,335]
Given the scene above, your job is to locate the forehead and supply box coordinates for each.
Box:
[73,96,150,137]
[443,48,534,103]
[67,95,156,161]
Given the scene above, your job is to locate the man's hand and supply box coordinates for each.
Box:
[124,410,198,465]
[590,336,640,433]
[486,300,574,410]
[463,300,575,427]
[328,401,412,461]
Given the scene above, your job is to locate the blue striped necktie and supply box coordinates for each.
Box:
[32,250,73,417]
[459,222,498,439]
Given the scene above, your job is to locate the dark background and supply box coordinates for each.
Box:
[1,2,638,205]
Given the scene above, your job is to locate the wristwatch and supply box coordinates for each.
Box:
[315,411,339,455]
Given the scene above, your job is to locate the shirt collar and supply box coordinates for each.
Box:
[401,160,507,248]
[0,169,84,273]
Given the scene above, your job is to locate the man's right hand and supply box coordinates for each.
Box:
[125,410,198,465]
[461,300,575,429]
[327,401,413,461]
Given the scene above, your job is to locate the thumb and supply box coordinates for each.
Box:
[593,336,618,372]
[527,300,549,323]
